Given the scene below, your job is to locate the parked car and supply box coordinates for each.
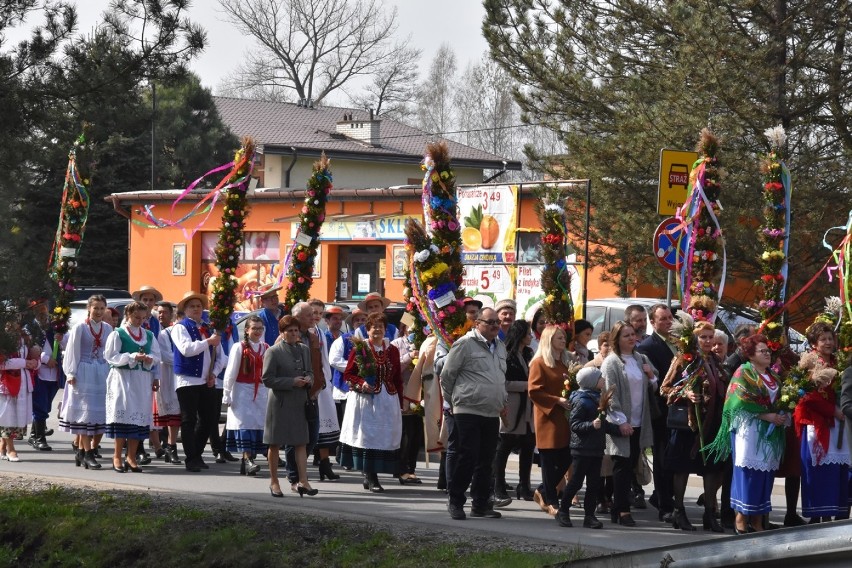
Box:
[583,297,806,355]
[68,298,133,329]
[73,288,131,301]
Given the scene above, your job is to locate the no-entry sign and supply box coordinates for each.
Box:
[653,217,686,271]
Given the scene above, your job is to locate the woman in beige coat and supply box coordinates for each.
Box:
[601,321,656,526]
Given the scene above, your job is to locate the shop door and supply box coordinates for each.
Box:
[337,245,385,301]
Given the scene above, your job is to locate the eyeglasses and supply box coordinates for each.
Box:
[756,349,772,355]
[477,319,500,326]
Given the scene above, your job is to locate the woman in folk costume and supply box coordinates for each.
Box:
[308,299,341,481]
[341,312,403,493]
[153,301,181,465]
[223,315,269,476]
[704,333,789,534]
[60,294,112,469]
[103,301,161,473]
[0,316,39,462]
[794,351,850,522]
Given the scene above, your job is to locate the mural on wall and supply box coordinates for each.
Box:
[200,231,281,312]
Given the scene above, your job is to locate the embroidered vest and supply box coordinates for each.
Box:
[173,318,208,378]
[143,315,160,337]
[110,327,154,369]
[332,333,356,393]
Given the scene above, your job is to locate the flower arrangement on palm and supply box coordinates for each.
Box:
[350,337,378,392]
[678,129,724,323]
[756,126,791,353]
[283,153,332,312]
[534,185,574,332]
[405,143,471,347]
[209,137,256,333]
[49,133,92,352]
[402,239,428,349]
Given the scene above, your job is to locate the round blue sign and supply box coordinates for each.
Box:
[653,217,687,271]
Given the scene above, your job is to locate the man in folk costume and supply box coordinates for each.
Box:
[354,292,399,341]
[494,299,516,343]
[171,291,227,472]
[154,300,182,465]
[25,299,64,451]
[323,305,345,346]
[258,286,283,347]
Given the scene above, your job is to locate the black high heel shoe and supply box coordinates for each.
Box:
[74,449,84,467]
[112,459,126,473]
[123,460,143,473]
[269,485,284,498]
[297,483,319,497]
[672,509,696,531]
[703,511,724,533]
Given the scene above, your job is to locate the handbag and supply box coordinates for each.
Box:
[635,452,653,486]
[304,399,319,421]
[666,402,691,430]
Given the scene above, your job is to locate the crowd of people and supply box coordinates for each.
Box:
[2,292,851,534]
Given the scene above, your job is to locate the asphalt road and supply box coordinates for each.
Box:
[2,415,798,555]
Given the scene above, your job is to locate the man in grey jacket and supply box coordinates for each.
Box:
[441,308,508,520]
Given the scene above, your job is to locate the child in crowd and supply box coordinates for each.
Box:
[556,367,621,529]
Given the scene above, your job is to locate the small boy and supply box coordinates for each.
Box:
[556,367,621,528]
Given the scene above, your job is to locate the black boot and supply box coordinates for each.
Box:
[516,482,534,501]
[33,420,52,451]
[672,508,696,531]
[165,444,182,465]
[74,448,84,467]
[245,456,261,476]
[703,510,724,533]
[319,458,340,481]
[367,473,385,493]
[83,449,102,470]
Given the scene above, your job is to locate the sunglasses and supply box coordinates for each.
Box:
[477,319,500,326]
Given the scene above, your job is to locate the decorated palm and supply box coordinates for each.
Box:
[283,153,331,312]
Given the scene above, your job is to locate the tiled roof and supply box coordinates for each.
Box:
[213,96,522,169]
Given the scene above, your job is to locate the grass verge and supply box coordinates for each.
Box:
[0,487,583,567]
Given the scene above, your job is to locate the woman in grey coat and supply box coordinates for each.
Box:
[601,320,657,526]
[262,316,317,498]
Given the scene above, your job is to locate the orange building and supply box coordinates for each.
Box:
[107,182,622,312]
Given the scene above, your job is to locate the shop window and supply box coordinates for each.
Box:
[200,232,282,312]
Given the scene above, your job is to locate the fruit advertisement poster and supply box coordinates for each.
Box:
[462,265,515,308]
[458,184,519,263]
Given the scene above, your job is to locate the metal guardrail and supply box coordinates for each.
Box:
[554,519,852,568]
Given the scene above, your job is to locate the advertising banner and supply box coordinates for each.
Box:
[458,184,518,264]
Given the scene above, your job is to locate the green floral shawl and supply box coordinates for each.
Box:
[702,361,786,464]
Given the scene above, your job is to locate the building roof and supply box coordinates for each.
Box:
[213,96,523,171]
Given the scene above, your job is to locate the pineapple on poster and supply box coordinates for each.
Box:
[458,184,518,263]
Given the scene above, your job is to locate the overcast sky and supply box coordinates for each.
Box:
[8,0,489,104]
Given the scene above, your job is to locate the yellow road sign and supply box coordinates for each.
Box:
[657,149,698,216]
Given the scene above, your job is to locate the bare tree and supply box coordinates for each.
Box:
[218,0,398,104]
[454,56,517,156]
[348,42,421,123]
[416,43,457,135]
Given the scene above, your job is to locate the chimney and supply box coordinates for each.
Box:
[335,112,381,147]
